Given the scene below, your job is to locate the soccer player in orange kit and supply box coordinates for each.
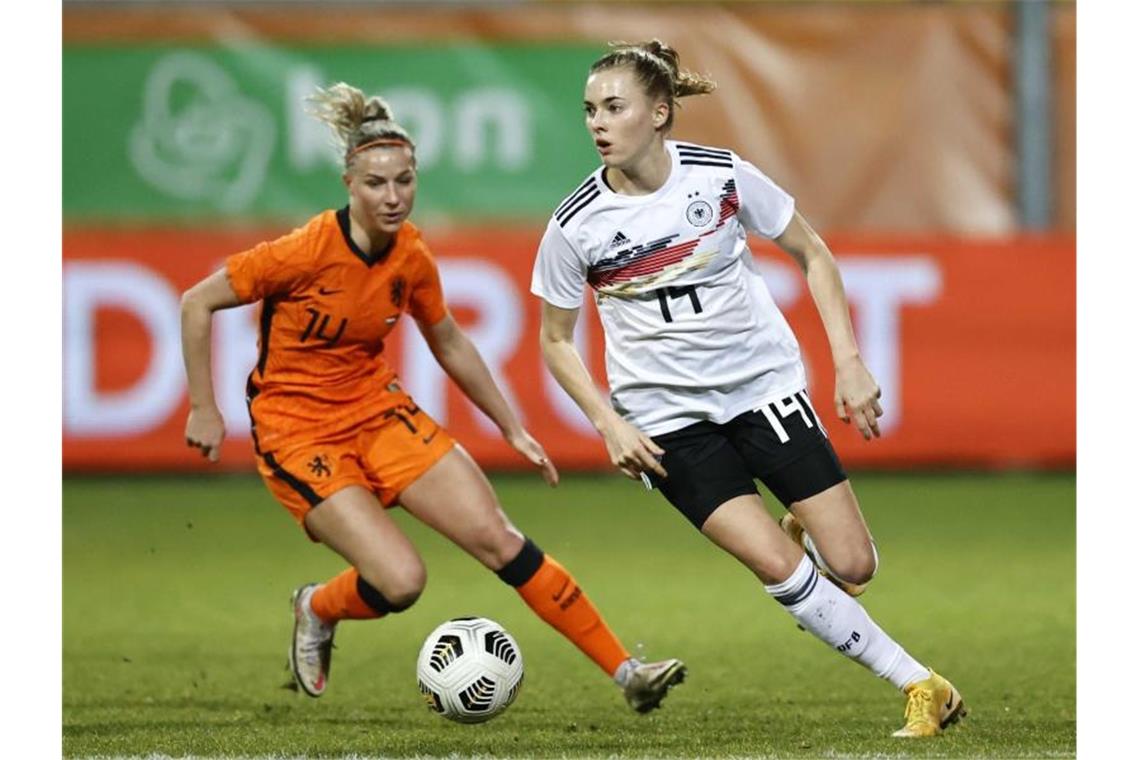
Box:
[179,82,685,711]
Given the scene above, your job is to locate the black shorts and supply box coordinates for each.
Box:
[646,390,847,529]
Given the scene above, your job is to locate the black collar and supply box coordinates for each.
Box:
[336,206,394,267]
[600,167,617,193]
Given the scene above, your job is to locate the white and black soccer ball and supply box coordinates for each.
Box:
[416,617,524,724]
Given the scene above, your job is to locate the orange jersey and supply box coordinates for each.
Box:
[225,207,447,452]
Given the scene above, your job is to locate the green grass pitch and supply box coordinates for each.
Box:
[63,471,1074,758]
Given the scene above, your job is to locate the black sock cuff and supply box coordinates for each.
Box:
[356,575,411,615]
[772,569,819,608]
[496,537,545,587]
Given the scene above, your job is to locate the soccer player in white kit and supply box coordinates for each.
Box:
[531,40,967,738]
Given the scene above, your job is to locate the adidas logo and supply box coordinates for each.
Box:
[608,231,630,250]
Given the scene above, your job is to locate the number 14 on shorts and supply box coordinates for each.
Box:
[758,391,824,444]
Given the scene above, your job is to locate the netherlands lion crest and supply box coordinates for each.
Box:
[390,276,407,308]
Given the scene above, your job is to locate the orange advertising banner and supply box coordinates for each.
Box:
[63,227,1074,471]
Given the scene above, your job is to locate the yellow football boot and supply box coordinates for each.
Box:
[892,671,968,738]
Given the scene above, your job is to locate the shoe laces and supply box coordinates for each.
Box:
[903,687,934,727]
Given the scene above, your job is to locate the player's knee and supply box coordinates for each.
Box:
[383,585,423,612]
[366,576,423,613]
[763,552,805,585]
[358,563,425,613]
[387,565,427,609]
[469,522,525,570]
[840,562,876,587]
[827,548,877,586]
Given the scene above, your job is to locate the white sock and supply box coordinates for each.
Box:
[612,657,637,687]
[765,555,929,691]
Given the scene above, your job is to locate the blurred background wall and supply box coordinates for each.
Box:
[62,0,1075,472]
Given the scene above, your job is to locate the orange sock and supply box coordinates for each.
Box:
[515,554,631,676]
[310,568,387,623]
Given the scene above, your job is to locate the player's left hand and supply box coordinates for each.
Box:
[504,428,560,487]
[834,356,883,440]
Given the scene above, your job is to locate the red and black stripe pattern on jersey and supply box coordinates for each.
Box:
[676,143,734,169]
[714,178,739,230]
[555,177,601,227]
[691,179,740,240]
[588,233,701,288]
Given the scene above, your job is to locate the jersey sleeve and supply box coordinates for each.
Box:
[407,243,448,326]
[734,156,796,239]
[531,218,589,309]
[225,223,313,303]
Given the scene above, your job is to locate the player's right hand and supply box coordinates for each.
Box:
[600,416,668,481]
[185,406,226,462]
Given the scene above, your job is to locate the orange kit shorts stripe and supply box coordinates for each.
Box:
[256,395,455,537]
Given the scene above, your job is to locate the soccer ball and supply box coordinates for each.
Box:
[416,617,524,724]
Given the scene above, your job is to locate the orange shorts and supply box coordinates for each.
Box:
[255,395,455,538]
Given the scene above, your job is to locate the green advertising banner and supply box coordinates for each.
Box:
[64,44,602,223]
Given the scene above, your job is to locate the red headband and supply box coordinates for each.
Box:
[348,138,412,158]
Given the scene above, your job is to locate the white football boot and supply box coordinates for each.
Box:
[288,583,336,697]
[622,658,687,713]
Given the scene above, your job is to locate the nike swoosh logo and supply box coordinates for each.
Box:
[318,287,343,296]
[945,692,955,710]
[422,429,438,445]
[552,579,570,602]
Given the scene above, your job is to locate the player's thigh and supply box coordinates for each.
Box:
[354,398,522,570]
[700,493,804,585]
[790,480,876,583]
[730,396,874,581]
[361,397,457,508]
[397,445,525,571]
[647,420,759,530]
[256,436,374,536]
[730,392,848,511]
[304,484,426,599]
[647,421,802,583]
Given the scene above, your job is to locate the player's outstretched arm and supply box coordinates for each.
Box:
[775,211,883,440]
[417,313,558,485]
[180,268,243,462]
[538,301,666,481]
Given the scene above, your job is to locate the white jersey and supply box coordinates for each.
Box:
[532,140,806,436]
